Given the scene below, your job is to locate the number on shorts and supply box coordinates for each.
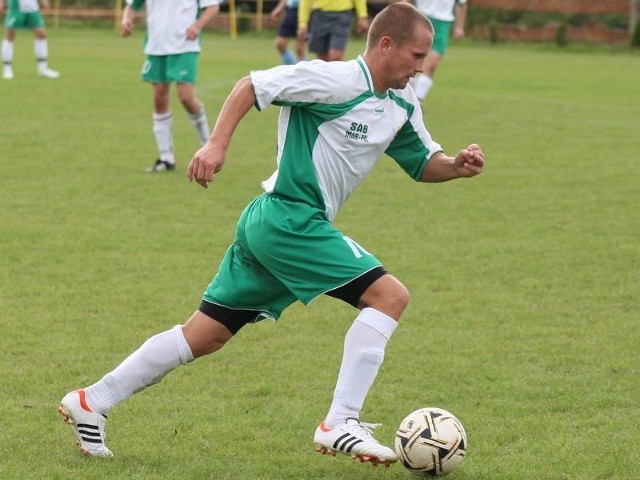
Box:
[342,236,371,259]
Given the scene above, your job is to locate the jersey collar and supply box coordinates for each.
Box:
[356,55,388,99]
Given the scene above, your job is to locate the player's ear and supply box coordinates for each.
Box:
[380,36,392,54]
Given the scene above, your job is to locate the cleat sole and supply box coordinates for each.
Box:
[58,405,72,425]
[315,444,396,466]
[58,405,84,454]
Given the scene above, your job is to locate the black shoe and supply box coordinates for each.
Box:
[146,159,176,172]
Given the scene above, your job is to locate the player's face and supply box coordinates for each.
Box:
[388,25,433,90]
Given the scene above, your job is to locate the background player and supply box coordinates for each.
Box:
[270,0,307,64]
[1,0,60,79]
[120,0,220,172]
[410,0,467,100]
[297,0,369,61]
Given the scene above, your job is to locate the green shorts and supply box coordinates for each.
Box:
[429,17,453,55]
[3,10,45,29]
[141,52,199,84]
[202,193,383,321]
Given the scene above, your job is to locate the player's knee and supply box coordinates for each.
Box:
[390,282,410,314]
[361,275,410,319]
[378,278,410,319]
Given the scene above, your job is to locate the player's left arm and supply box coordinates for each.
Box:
[420,144,485,183]
[452,1,467,39]
[187,2,221,40]
[39,0,51,10]
[120,4,139,37]
[297,0,312,40]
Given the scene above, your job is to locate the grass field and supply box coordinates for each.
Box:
[1,26,639,480]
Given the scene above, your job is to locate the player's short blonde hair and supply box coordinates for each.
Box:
[366,2,434,50]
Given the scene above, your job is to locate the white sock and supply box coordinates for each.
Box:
[34,38,49,72]
[2,40,14,70]
[324,308,398,427]
[188,107,210,146]
[84,325,194,415]
[412,75,434,101]
[152,112,174,163]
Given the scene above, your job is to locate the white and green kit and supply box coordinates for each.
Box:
[127,0,220,83]
[3,0,45,29]
[203,57,443,322]
[127,0,220,55]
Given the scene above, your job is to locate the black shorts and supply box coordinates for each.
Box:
[308,10,353,54]
[278,7,299,38]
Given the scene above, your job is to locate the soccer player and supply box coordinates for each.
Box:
[409,0,467,100]
[297,0,369,61]
[1,0,60,79]
[120,0,220,173]
[59,2,485,466]
[270,0,307,65]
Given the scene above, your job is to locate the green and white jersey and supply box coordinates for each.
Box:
[251,56,442,222]
[8,0,40,13]
[413,0,466,22]
[127,0,220,55]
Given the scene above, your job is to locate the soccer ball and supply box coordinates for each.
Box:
[395,407,467,476]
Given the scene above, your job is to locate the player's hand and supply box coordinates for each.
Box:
[297,26,308,42]
[270,6,282,20]
[355,18,369,35]
[121,20,134,37]
[186,25,201,41]
[454,144,485,177]
[187,142,225,189]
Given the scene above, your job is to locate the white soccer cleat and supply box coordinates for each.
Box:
[58,389,113,457]
[39,68,60,79]
[3,69,14,80]
[314,418,397,466]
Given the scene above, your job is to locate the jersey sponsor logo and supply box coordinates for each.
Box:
[345,122,369,143]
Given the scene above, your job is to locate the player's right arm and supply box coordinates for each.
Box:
[187,76,257,188]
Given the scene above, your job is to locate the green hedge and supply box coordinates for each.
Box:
[631,19,640,47]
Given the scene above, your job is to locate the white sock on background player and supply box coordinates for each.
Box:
[153,112,175,164]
